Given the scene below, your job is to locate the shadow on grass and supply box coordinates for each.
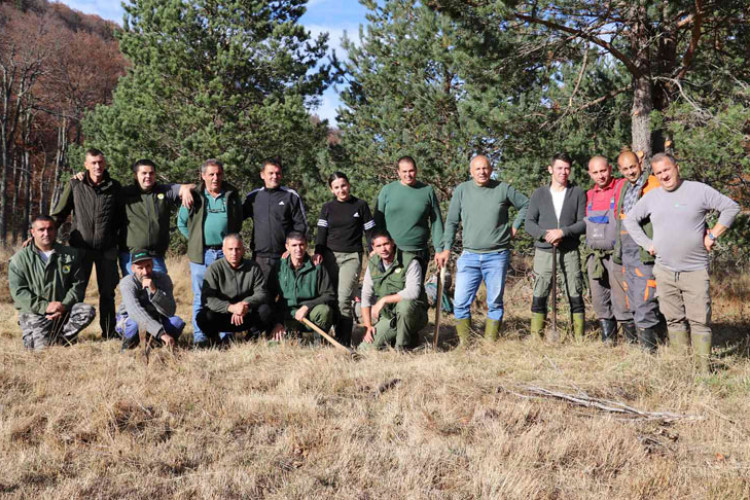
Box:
[712,321,750,358]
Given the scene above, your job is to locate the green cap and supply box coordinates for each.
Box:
[131,249,152,264]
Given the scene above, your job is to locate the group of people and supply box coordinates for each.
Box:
[8,147,740,369]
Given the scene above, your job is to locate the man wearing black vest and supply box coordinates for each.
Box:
[359,230,428,351]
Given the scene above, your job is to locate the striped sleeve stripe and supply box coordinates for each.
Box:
[317,219,328,227]
[363,220,376,230]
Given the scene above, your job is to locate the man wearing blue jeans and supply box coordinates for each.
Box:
[437,155,529,345]
[178,159,245,347]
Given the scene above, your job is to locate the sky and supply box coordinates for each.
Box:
[58,0,370,125]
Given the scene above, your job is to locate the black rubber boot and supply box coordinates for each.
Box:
[620,321,638,344]
[336,317,354,347]
[600,318,617,345]
[638,327,658,354]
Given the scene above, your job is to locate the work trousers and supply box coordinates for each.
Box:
[620,236,661,329]
[652,264,711,339]
[80,247,119,337]
[322,250,362,320]
[254,254,282,297]
[360,299,428,350]
[586,253,632,321]
[531,248,584,313]
[284,304,336,340]
[19,303,96,351]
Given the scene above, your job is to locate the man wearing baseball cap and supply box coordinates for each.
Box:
[115,249,185,350]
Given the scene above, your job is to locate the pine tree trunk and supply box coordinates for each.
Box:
[631,73,653,163]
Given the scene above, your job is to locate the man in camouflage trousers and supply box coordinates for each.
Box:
[9,215,96,350]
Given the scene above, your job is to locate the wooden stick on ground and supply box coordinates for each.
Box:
[300,317,359,358]
[500,385,705,422]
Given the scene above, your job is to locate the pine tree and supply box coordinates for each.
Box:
[82,0,336,192]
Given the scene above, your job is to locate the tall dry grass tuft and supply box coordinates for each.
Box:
[1,255,750,498]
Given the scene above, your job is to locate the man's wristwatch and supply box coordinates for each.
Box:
[708,232,716,241]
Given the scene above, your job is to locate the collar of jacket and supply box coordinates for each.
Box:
[283,254,315,274]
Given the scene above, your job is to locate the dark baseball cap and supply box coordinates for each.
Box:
[131,249,153,264]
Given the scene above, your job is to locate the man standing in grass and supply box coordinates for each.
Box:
[583,155,632,344]
[374,156,444,274]
[118,159,195,275]
[624,153,739,371]
[525,153,587,340]
[9,216,95,350]
[359,230,429,351]
[178,159,244,347]
[612,150,662,350]
[51,148,121,339]
[436,155,529,345]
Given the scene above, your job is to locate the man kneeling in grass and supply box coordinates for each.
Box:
[359,230,428,351]
[9,215,95,350]
[196,234,274,346]
[271,232,336,343]
[117,249,184,351]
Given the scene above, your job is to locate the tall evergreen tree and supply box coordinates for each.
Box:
[83,0,336,191]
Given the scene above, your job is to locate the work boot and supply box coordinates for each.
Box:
[600,318,617,345]
[668,330,690,353]
[455,318,472,347]
[336,317,354,347]
[572,313,585,341]
[691,331,712,373]
[638,327,658,354]
[484,319,501,342]
[620,321,638,344]
[121,334,140,352]
[529,313,546,340]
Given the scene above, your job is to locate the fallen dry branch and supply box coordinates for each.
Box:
[500,385,705,422]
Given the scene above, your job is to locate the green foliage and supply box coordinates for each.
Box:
[83,0,335,197]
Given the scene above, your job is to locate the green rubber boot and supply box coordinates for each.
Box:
[692,331,712,373]
[572,313,585,341]
[668,330,690,353]
[530,313,546,340]
[484,319,501,342]
[455,318,472,347]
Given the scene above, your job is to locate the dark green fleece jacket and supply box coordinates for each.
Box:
[9,243,87,314]
[201,258,270,313]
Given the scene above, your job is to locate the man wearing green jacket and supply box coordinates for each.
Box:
[9,216,95,350]
[196,234,273,344]
[271,232,336,341]
[437,155,529,344]
[118,159,194,275]
[177,159,244,347]
[374,156,444,275]
[359,230,429,351]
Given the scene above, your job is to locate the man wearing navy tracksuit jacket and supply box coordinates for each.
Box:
[243,159,308,296]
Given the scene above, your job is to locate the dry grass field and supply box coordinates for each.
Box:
[1,252,750,499]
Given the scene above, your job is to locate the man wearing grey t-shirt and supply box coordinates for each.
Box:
[624,153,739,371]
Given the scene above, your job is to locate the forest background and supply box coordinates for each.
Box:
[1,0,748,262]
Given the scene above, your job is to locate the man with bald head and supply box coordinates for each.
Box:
[611,150,662,351]
[196,234,273,346]
[438,155,529,344]
[584,156,632,344]
[624,153,739,370]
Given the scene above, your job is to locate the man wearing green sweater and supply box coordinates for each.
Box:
[374,156,444,273]
[437,155,529,344]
